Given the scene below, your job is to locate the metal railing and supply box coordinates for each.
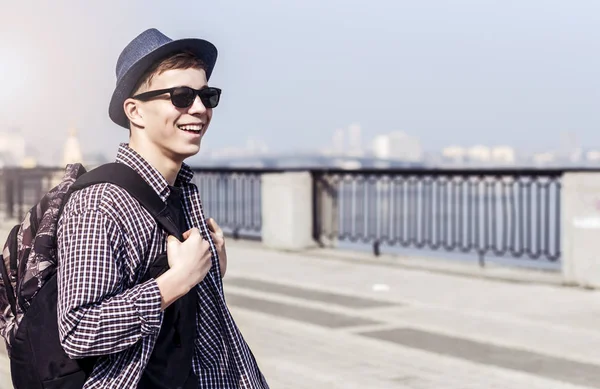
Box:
[0,167,65,222]
[0,165,570,265]
[0,166,266,240]
[192,168,266,239]
[312,168,563,265]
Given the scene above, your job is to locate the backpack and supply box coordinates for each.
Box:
[0,162,184,389]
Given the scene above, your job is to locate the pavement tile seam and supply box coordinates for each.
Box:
[225,284,600,369]
[232,308,596,389]
[226,269,600,339]
[355,331,598,389]
[225,276,398,309]
[226,291,383,329]
[225,271,403,304]
[359,327,600,389]
[224,285,410,320]
[227,285,600,367]
[375,308,600,366]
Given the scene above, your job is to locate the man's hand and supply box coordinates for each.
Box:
[207,218,227,278]
[157,228,213,310]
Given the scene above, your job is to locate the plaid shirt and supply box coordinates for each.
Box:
[57,143,269,389]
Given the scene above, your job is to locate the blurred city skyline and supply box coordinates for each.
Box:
[0,123,595,170]
[2,1,600,166]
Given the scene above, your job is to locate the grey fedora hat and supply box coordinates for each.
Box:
[109,28,218,129]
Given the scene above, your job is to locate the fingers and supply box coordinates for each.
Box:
[209,230,224,242]
[182,228,200,240]
[181,225,223,242]
[207,218,224,238]
[207,218,216,232]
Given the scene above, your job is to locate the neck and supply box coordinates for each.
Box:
[128,137,182,186]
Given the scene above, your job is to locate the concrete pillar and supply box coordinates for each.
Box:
[562,172,600,288]
[313,174,339,248]
[261,172,315,250]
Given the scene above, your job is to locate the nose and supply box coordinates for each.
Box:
[188,94,208,115]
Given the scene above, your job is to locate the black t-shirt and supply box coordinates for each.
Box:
[138,186,198,389]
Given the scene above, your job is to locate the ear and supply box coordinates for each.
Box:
[123,98,145,128]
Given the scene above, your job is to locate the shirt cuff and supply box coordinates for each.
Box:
[135,279,163,335]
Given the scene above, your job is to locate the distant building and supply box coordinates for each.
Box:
[532,152,556,166]
[62,127,84,167]
[0,131,26,166]
[569,148,583,164]
[21,157,37,169]
[372,131,422,162]
[336,159,362,170]
[372,135,391,159]
[467,145,491,163]
[441,146,466,164]
[245,137,269,154]
[491,146,516,164]
[347,123,364,157]
[587,150,600,163]
[331,128,345,155]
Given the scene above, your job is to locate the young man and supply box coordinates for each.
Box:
[56,28,269,388]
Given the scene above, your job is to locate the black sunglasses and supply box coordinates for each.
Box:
[132,86,222,109]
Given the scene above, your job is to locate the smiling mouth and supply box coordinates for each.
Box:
[178,124,204,134]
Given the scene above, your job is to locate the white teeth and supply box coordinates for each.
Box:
[179,124,203,132]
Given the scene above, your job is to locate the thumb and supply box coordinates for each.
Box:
[166,235,180,246]
[208,218,223,236]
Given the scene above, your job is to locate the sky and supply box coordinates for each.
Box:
[1,0,600,164]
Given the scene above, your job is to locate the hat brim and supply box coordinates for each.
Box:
[108,38,218,129]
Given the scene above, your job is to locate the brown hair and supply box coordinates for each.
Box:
[132,50,206,94]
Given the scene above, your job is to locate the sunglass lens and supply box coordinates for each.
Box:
[171,87,196,108]
[200,88,221,108]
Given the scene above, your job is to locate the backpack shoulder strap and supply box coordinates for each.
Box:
[70,163,183,240]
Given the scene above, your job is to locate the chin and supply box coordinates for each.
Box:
[177,144,201,160]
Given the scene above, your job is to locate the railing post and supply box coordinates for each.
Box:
[261,171,315,251]
[373,240,381,256]
[5,172,14,220]
[478,251,485,267]
[562,172,600,288]
[312,172,321,245]
[16,174,24,222]
[312,174,339,248]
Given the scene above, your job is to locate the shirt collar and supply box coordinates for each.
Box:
[115,143,195,202]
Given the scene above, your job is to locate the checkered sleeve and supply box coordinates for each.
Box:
[56,208,163,359]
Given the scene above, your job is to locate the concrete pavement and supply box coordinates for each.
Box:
[224,240,600,389]
[0,224,598,388]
